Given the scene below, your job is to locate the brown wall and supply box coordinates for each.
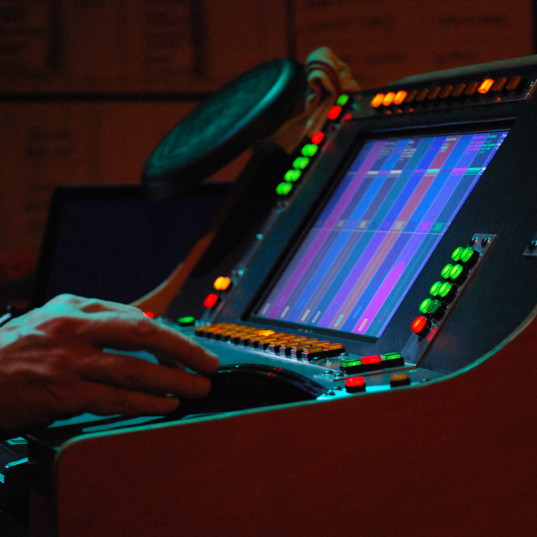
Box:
[0,0,534,306]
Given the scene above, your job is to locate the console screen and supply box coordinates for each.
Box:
[255,130,508,338]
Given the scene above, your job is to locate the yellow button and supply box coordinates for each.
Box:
[213,276,232,292]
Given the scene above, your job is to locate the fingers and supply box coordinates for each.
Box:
[74,312,219,374]
[80,351,212,399]
[69,379,181,417]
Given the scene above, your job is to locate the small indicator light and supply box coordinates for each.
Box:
[393,90,408,105]
[257,329,276,337]
[143,311,155,318]
[203,293,219,309]
[311,131,325,145]
[390,373,411,388]
[361,354,383,365]
[301,144,319,158]
[440,263,454,279]
[438,281,455,300]
[327,105,343,120]
[276,182,293,196]
[451,246,465,262]
[284,169,302,183]
[429,281,443,297]
[370,93,385,108]
[293,156,310,170]
[213,276,232,292]
[418,298,434,315]
[478,78,494,94]
[384,352,404,366]
[382,91,396,106]
[411,315,430,337]
[336,94,350,107]
[448,263,465,281]
[345,376,366,393]
[178,316,196,327]
[460,246,478,265]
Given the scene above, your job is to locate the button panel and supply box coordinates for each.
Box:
[403,233,497,364]
[362,73,533,117]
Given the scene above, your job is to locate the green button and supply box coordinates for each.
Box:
[336,94,350,106]
[276,182,293,195]
[178,316,196,326]
[451,246,464,262]
[292,156,310,169]
[429,281,443,296]
[449,264,464,280]
[438,281,454,298]
[284,169,302,183]
[461,246,477,263]
[441,264,454,279]
[301,144,319,158]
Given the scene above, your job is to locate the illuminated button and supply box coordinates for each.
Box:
[460,246,479,266]
[411,316,430,337]
[437,281,457,302]
[440,263,455,279]
[143,311,155,318]
[451,83,466,97]
[203,293,219,309]
[301,346,328,361]
[284,169,302,183]
[429,280,444,297]
[382,91,396,106]
[356,354,384,372]
[301,144,319,158]
[418,298,442,316]
[336,94,350,106]
[327,105,343,120]
[447,263,465,283]
[384,352,404,367]
[213,276,232,292]
[393,90,408,105]
[311,131,325,145]
[276,182,293,196]
[390,373,411,388]
[370,93,385,108]
[321,343,346,357]
[478,78,494,94]
[293,156,310,169]
[177,316,196,327]
[345,376,366,393]
[340,358,363,374]
[256,329,276,337]
[450,246,465,262]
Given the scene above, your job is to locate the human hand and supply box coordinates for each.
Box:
[0,294,219,437]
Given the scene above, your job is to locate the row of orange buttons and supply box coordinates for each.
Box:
[370,75,527,110]
[195,323,346,361]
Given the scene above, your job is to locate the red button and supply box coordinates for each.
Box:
[345,376,366,393]
[203,293,219,309]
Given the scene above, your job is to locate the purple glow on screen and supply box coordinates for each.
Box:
[256,131,508,338]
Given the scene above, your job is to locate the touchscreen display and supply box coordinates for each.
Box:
[255,130,508,338]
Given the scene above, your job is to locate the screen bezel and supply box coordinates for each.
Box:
[215,118,513,356]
